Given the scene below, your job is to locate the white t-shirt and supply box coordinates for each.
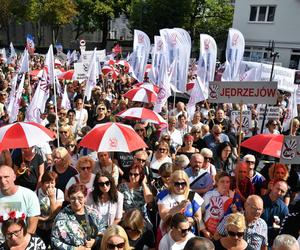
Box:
[149,155,172,178]
[65,173,96,194]
[203,163,217,176]
[159,231,194,250]
[75,108,88,128]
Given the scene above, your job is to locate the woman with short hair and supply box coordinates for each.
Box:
[100,225,132,250]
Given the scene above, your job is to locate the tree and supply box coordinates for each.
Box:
[73,0,130,49]
[26,0,78,45]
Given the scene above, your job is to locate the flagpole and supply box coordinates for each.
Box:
[237,101,243,162]
[53,76,60,147]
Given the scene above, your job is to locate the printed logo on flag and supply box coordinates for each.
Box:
[232,33,239,46]
[204,39,211,50]
[157,40,163,51]
[157,88,166,102]
[138,34,144,44]
[170,33,177,46]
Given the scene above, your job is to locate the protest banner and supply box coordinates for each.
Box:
[81,49,106,63]
[208,81,278,104]
[74,62,89,81]
[231,110,251,135]
[280,135,300,164]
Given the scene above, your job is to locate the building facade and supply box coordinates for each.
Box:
[233,0,300,69]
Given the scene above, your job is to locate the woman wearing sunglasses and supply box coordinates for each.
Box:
[118,164,153,221]
[87,171,124,229]
[157,170,204,240]
[159,213,195,250]
[100,225,132,250]
[65,156,96,199]
[0,212,46,250]
[213,213,252,250]
[91,104,110,128]
[66,138,80,167]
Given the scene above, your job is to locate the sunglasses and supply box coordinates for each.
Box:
[80,167,91,171]
[67,144,75,148]
[228,231,244,238]
[158,148,167,152]
[135,129,144,132]
[135,158,146,163]
[174,181,187,187]
[246,160,255,164]
[98,107,106,110]
[178,227,191,235]
[204,157,212,162]
[98,181,110,187]
[60,131,68,134]
[129,173,140,177]
[107,242,125,249]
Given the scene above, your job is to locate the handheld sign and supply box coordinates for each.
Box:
[280,136,300,164]
[208,81,278,104]
[231,110,251,135]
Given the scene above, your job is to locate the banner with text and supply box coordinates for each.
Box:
[208,81,278,104]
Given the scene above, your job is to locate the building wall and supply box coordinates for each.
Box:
[233,0,300,68]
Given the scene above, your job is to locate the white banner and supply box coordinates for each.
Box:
[280,136,300,164]
[231,110,251,135]
[74,62,89,81]
[81,49,106,63]
[208,81,278,104]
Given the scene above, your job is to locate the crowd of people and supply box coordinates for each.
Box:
[0,50,299,250]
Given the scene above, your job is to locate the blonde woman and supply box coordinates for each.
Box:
[157,170,204,238]
[100,225,132,250]
[58,124,74,148]
[92,104,110,128]
[213,213,250,250]
[65,156,96,198]
[49,147,78,192]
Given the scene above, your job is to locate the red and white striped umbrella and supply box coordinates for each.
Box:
[117,107,167,124]
[79,122,147,152]
[135,82,160,94]
[0,122,56,149]
[102,65,119,79]
[124,86,157,103]
[116,60,130,73]
[58,70,75,80]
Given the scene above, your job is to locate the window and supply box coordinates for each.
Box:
[244,47,268,63]
[249,5,276,22]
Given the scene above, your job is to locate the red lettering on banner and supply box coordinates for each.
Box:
[237,88,243,96]
[249,88,254,97]
[267,88,276,97]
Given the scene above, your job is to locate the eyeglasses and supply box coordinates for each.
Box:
[246,160,255,165]
[60,113,66,116]
[135,129,144,132]
[158,148,167,152]
[191,131,201,134]
[98,181,110,187]
[174,181,187,187]
[80,166,91,171]
[204,157,212,162]
[69,196,85,202]
[228,231,244,238]
[124,227,138,232]
[60,131,68,134]
[129,172,140,177]
[107,242,125,249]
[98,107,106,111]
[67,144,75,148]
[135,158,146,163]
[6,227,23,239]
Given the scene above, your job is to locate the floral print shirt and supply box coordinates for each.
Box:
[51,205,105,250]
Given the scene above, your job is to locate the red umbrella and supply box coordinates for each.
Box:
[116,60,130,73]
[102,65,119,79]
[241,134,284,158]
[124,86,157,103]
[79,122,147,152]
[117,107,167,124]
[135,82,160,94]
[0,122,55,149]
[58,70,74,80]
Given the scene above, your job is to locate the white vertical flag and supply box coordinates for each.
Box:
[129,30,151,82]
[61,84,71,110]
[85,48,98,101]
[8,42,16,64]
[19,49,29,73]
[222,28,245,81]
[151,36,165,84]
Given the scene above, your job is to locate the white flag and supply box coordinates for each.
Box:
[61,85,71,110]
[129,30,151,82]
[222,28,245,81]
[85,48,98,101]
[44,45,55,86]
[8,42,17,64]
[19,49,29,73]
[153,58,176,113]
[151,36,165,84]
[7,74,25,123]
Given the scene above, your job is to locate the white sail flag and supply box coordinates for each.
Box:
[222,28,245,81]
[150,36,165,84]
[85,48,98,101]
[19,49,29,73]
[153,58,176,113]
[44,45,55,86]
[7,74,25,123]
[61,85,71,110]
[129,30,151,82]
[160,28,191,92]
[187,34,217,118]
[8,42,17,64]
